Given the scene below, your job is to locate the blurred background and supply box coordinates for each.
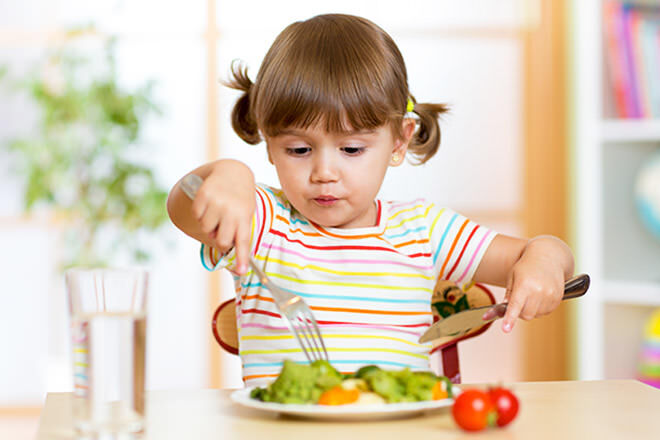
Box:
[2,0,660,437]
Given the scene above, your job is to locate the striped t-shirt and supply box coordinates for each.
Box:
[201,184,496,386]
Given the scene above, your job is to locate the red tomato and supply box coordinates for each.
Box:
[488,387,520,427]
[451,389,496,432]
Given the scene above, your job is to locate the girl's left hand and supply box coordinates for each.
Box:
[474,234,575,333]
[498,256,565,332]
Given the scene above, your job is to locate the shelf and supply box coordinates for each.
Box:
[603,280,660,306]
[601,119,660,143]
[570,0,660,382]
[602,142,660,282]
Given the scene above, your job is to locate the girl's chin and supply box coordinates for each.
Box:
[310,215,371,229]
[304,211,349,228]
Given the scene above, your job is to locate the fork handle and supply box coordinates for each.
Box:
[249,258,291,306]
[249,258,268,284]
[180,173,203,200]
[181,174,283,301]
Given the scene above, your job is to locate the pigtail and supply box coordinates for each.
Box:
[225,60,261,144]
[407,101,450,164]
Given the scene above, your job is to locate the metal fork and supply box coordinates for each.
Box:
[247,258,329,362]
[179,173,329,363]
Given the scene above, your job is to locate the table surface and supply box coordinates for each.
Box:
[36,380,660,440]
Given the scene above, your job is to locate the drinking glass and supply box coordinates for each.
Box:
[65,268,148,435]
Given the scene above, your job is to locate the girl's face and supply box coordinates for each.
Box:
[266,120,415,229]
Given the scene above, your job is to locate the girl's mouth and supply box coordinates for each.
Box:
[314,196,339,206]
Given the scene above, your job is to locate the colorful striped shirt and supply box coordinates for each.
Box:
[201,184,496,386]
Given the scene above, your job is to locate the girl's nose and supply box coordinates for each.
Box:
[310,151,339,183]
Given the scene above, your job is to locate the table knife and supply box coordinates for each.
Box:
[418,274,590,343]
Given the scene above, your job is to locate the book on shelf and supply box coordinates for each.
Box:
[603,1,660,119]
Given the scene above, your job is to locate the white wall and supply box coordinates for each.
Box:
[0,0,211,405]
[0,0,528,404]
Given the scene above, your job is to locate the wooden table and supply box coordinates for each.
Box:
[36,380,660,439]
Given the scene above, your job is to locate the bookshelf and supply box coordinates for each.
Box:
[603,280,660,306]
[601,119,660,141]
[571,0,660,381]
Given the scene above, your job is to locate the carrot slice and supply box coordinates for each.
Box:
[432,381,448,400]
[318,386,360,405]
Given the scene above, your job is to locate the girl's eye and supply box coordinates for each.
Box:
[342,146,365,156]
[286,147,311,156]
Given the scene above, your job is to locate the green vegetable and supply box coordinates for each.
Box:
[364,369,407,402]
[311,359,343,389]
[250,361,453,405]
[403,370,439,401]
[251,360,342,404]
[361,368,450,403]
[354,364,381,378]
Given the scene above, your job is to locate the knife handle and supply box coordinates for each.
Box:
[563,274,590,300]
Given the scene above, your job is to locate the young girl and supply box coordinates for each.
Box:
[167,13,574,386]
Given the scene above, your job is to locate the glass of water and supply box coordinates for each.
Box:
[65,268,149,435]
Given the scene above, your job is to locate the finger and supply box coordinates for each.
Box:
[198,204,220,234]
[549,280,564,311]
[503,270,515,302]
[502,296,525,333]
[519,297,540,321]
[536,287,562,317]
[191,196,208,223]
[502,274,525,333]
[214,220,237,256]
[234,222,251,275]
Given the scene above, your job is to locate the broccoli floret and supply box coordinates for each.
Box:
[251,361,453,405]
[251,359,342,404]
[354,365,381,378]
[361,368,451,403]
[363,369,407,403]
[311,360,343,390]
[250,386,267,400]
[404,371,440,401]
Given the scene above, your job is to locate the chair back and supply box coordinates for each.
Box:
[212,299,238,355]
[428,280,495,383]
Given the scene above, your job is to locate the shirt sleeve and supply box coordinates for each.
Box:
[427,205,497,286]
[200,184,277,274]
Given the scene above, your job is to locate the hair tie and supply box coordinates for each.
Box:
[406,98,415,114]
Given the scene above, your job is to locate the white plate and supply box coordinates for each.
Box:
[230,386,459,421]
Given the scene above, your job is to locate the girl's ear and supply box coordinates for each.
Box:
[390,119,416,167]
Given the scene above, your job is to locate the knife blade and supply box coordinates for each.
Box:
[418,274,590,343]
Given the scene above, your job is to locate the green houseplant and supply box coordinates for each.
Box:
[1,32,169,268]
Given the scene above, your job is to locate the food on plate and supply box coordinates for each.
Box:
[250,360,453,405]
[451,386,520,432]
[318,386,360,405]
[250,360,342,404]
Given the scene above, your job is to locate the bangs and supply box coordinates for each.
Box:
[255,73,396,136]
[252,15,407,136]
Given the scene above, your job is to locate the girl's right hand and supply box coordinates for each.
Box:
[189,161,255,275]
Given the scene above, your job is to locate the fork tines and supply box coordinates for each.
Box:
[293,312,328,362]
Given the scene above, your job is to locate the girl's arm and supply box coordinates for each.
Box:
[167,159,255,274]
[472,234,575,333]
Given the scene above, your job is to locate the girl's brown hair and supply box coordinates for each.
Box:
[226,14,449,164]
